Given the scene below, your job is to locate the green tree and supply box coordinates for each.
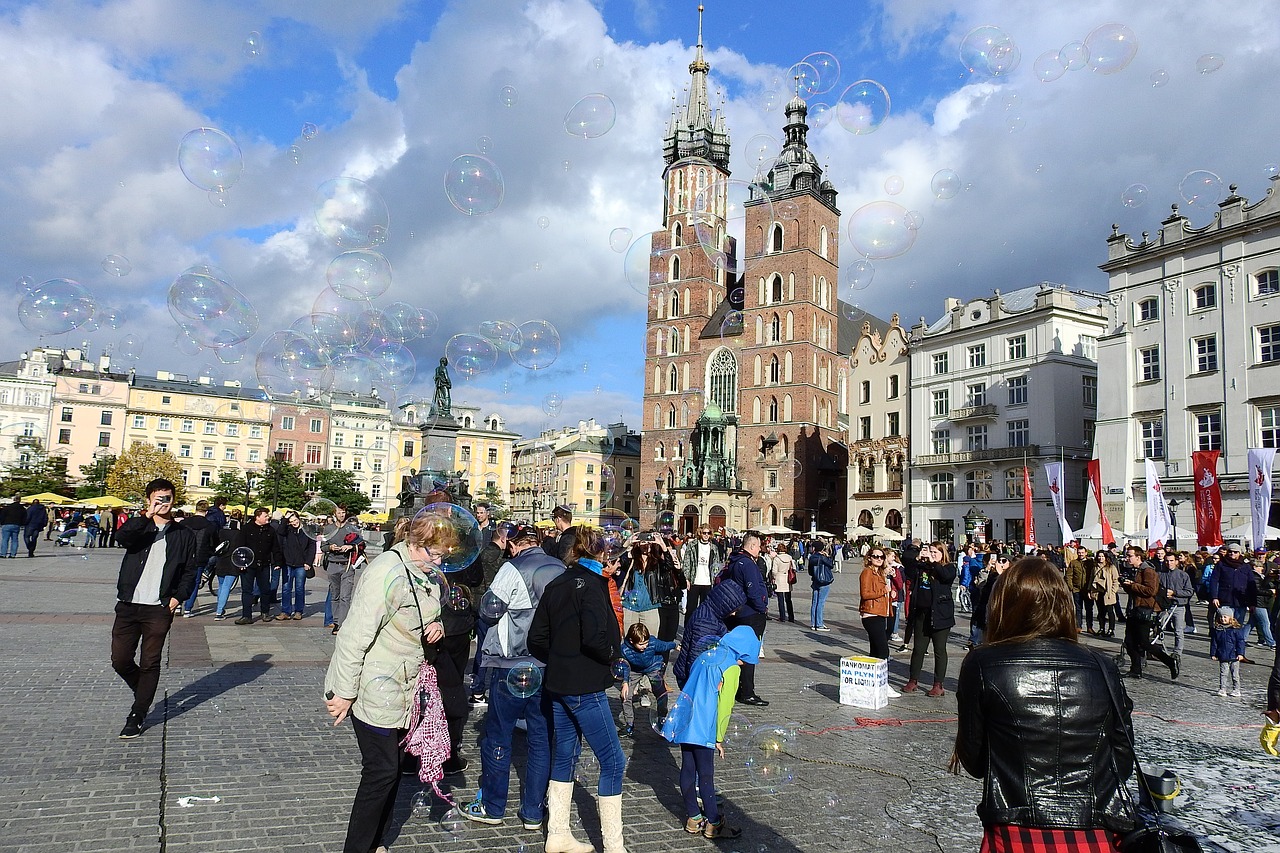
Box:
[107,441,188,504]
[254,455,307,510]
[0,440,74,498]
[76,454,116,499]
[475,483,511,521]
[310,468,372,516]
[212,470,252,505]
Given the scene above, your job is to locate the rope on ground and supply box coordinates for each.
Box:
[797,716,958,735]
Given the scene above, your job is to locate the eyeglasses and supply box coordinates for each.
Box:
[869,553,885,559]
[699,530,711,535]
[995,557,1011,564]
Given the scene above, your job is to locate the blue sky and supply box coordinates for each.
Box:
[3,0,1278,438]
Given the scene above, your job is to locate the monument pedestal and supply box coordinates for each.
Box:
[391,413,471,527]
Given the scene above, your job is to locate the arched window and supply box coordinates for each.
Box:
[784,351,792,382]
[672,221,682,247]
[674,171,685,210]
[769,505,779,525]
[675,440,684,459]
[819,225,828,258]
[769,355,780,384]
[768,397,779,423]
[770,223,783,253]
[667,405,677,428]
[752,397,761,423]
[669,327,680,355]
[655,441,664,460]
[770,313,781,343]
[783,394,792,421]
[771,275,783,303]
[780,434,789,456]
[668,364,679,392]
[670,291,679,317]
[670,255,680,282]
[708,347,737,413]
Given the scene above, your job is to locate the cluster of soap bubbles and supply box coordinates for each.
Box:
[444,318,561,380]
[960,25,1021,78]
[177,127,243,206]
[1033,23,1138,82]
[286,121,320,166]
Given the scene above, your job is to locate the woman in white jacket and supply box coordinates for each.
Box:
[769,544,796,623]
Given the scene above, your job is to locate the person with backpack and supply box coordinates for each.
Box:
[807,542,835,631]
[178,501,218,617]
[721,532,770,706]
[1119,547,1178,680]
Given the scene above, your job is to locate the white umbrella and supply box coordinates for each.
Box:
[871,526,905,541]
[1126,526,1197,543]
[848,525,875,537]
[1221,522,1280,541]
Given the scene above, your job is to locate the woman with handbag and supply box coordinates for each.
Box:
[619,534,669,639]
[951,557,1139,852]
[770,543,796,623]
[323,510,454,853]
[1093,552,1121,637]
[807,543,835,631]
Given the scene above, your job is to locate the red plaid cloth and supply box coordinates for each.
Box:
[981,825,1120,853]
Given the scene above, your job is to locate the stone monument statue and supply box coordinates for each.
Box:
[431,357,452,417]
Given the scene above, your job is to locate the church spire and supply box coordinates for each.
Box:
[684,5,711,131]
[662,4,730,170]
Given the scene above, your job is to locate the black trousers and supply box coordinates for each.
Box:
[686,585,711,623]
[657,604,681,642]
[1124,610,1173,675]
[1269,642,1280,714]
[110,601,173,718]
[240,565,274,618]
[23,528,40,556]
[863,614,889,659]
[729,611,767,699]
[344,715,404,853]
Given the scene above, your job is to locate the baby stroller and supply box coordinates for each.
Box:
[1113,603,1179,669]
[55,525,81,547]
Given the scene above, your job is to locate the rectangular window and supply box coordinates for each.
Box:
[333,456,343,470]
[132,414,146,429]
[224,423,238,437]
[1007,335,1027,360]
[223,447,236,461]
[966,470,993,501]
[250,425,263,439]
[179,444,191,458]
[859,380,871,404]
[1193,335,1218,373]
[281,415,295,431]
[57,428,71,444]
[248,449,261,464]
[1257,269,1280,297]
[1192,283,1217,310]
[1138,297,1159,322]
[204,422,216,435]
[372,459,383,473]
[930,473,954,501]
[161,395,171,405]
[460,445,471,462]
[403,440,415,457]
[932,429,951,454]
[585,498,594,512]
[1084,419,1096,448]
[966,383,986,407]
[78,383,89,393]
[1140,418,1164,459]
[1007,419,1030,447]
[932,353,949,375]
[1258,324,1280,363]
[1080,335,1098,361]
[488,447,498,464]
[767,470,779,490]
[967,425,988,452]
[157,417,171,431]
[276,441,294,462]
[967,344,987,368]
[334,433,344,447]
[100,411,112,426]
[1082,376,1098,407]
[1008,375,1028,406]
[1261,405,1280,448]
[932,389,950,417]
[201,446,214,459]
[199,470,211,488]
[60,407,73,423]
[587,463,595,474]
[181,419,193,433]
[310,418,322,433]
[354,434,364,449]
[352,458,363,472]
[98,432,111,447]
[371,482,382,499]
[887,412,900,437]
[305,445,323,465]
[1005,469,1024,499]
[859,416,872,440]
[1139,346,1161,381]
[1195,410,1222,451]
[303,471,316,486]
[888,374,900,399]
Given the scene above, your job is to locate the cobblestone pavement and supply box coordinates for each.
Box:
[1,550,1275,853]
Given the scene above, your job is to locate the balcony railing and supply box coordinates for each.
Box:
[948,403,998,420]
[915,444,1040,466]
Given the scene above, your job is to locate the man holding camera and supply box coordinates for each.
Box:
[109,479,197,739]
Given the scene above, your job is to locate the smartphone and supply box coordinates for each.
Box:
[155,495,173,504]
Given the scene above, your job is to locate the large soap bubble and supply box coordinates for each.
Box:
[445,334,498,378]
[166,265,258,349]
[693,179,772,271]
[743,726,798,794]
[301,497,338,537]
[1034,50,1067,82]
[563,94,616,139]
[413,503,481,573]
[506,663,542,698]
[931,169,961,200]
[1179,170,1225,214]
[511,320,560,370]
[444,155,505,216]
[255,330,335,396]
[799,51,841,95]
[18,279,95,334]
[370,343,416,389]
[623,231,666,294]
[314,177,389,249]
[478,320,523,353]
[959,25,1020,78]
[382,302,437,343]
[835,80,890,134]
[847,201,918,259]
[178,128,243,192]
[1084,23,1138,75]
[326,250,392,300]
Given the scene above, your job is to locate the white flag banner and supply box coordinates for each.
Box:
[1248,448,1276,552]
[1044,462,1073,543]
[1144,458,1173,548]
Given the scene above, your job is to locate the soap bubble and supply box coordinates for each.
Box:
[102,254,131,277]
[1179,170,1224,212]
[370,343,416,389]
[799,51,841,95]
[511,320,560,370]
[623,231,667,294]
[883,175,903,196]
[931,169,962,198]
[847,201,918,259]
[574,749,599,786]
[207,188,229,207]
[744,133,780,172]
[477,320,523,353]
[301,122,318,140]
[1007,115,1025,133]
[174,327,203,356]
[779,459,802,479]
[167,265,259,350]
[115,333,144,363]
[14,275,35,295]
[786,61,821,97]
[1121,183,1148,209]
[808,101,832,129]
[743,726,798,794]
[243,31,262,59]
[384,303,438,342]
[326,250,392,300]
[960,26,1020,78]
[255,330,335,396]
[444,154,505,216]
[1034,50,1066,82]
[439,808,465,840]
[18,279,96,334]
[414,503,481,573]
[835,80,890,134]
[1150,69,1169,88]
[612,659,631,681]
[178,128,243,192]
[542,392,563,415]
[725,713,753,746]
[659,691,694,737]
[1196,53,1224,75]
[410,790,431,818]
[444,335,496,379]
[287,145,302,165]
[1085,23,1139,75]
[609,227,632,253]
[1058,42,1089,71]
[822,792,843,811]
[314,177,390,249]
[479,591,508,622]
[500,85,518,107]
[506,663,543,698]
[564,94,616,139]
[537,215,551,229]
[846,259,874,291]
[1266,163,1279,177]
[299,500,338,537]
[232,547,254,569]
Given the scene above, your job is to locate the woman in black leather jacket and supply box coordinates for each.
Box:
[951,557,1136,851]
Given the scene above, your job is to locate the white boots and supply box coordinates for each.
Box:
[544,780,593,853]
[599,794,626,853]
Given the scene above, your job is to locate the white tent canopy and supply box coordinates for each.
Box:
[1222,522,1280,541]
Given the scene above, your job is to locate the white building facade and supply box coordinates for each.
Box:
[847,314,910,536]
[908,284,1107,547]
[1094,183,1280,537]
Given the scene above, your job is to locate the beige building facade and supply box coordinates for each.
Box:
[847,314,910,536]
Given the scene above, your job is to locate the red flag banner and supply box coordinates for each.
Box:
[1192,450,1223,548]
[1023,466,1036,546]
[1086,459,1116,545]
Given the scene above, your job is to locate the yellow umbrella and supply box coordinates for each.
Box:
[21,492,73,505]
[83,495,133,508]
[359,511,390,523]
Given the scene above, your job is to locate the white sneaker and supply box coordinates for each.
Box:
[886,687,901,698]
[640,695,651,707]
[889,634,903,643]
[1230,688,1242,697]
[1217,689,1228,697]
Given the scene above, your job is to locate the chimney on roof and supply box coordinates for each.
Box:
[98,354,110,372]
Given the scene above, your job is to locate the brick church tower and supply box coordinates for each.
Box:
[640,10,848,535]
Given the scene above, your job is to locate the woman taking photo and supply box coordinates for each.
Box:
[323,511,452,853]
[951,557,1137,851]
[619,533,683,641]
[529,528,628,853]
[902,541,957,696]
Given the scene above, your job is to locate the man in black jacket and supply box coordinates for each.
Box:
[110,478,197,739]
[724,532,770,706]
[235,507,283,624]
[0,495,28,557]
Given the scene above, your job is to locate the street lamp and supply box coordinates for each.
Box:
[1167,499,1182,550]
[271,449,287,511]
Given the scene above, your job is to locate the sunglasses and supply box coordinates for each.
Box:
[869,553,885,559]
[995,557,1011,564]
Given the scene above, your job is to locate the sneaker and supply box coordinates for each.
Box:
[460,800,503,825]
[181,610,194,618]
[1230,688,1242,698]
[684,815,706,834]
[118,714,144,739]
[889,634,903,643]
[815,625,832,632]
[640,694,651,708]
[703,819,741,839]
[886,687,901,698]
[443,757,469,776]
[213,612,226,621]
[519,813,543,831]
[1217,689,1228,697]
[234,616,253,625]
[468,694,488,707]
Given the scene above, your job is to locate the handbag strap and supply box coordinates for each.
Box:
[1091,649,1167,830]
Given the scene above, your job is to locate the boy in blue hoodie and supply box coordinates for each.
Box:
[661,624,760,839]
[616,622,676,736]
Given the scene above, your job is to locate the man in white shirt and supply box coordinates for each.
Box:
[680,525,723,620]
[110,479,198,739]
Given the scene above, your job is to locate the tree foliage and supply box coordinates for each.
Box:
[475,482,511,521]
[107,441,188,504]
[212,470,251,505]
[255,455,307,510]
[76,454,116,499]
[310,468,371,516]
[0,440,74,498]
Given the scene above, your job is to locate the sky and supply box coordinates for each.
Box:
[2,0,1278,439]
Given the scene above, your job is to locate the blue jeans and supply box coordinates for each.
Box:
[0,524,19,557]
[1249,607,1276,647]
[214,575,237,615]
[810,584,831,627]
[280,566,307,615]
[480,668,551,821]
[547,690,626,797]
[325,587,332,625]
[184,556,218,613]
[889,598,903,636]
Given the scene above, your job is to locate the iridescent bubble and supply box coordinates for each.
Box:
[313,177,390,249]
[444,154,505,216]
[370,343,416,389]
[326,250,392,300]
[116,333,144,363]
[478,320,523,353]
[1002,91,1021,110]
[609,227,632,253]
[847,201,917,260]
[243,31,262,59]
[561,160,571,171]
[166,265,258,349]
[835,80,890,134]
[960,26,1020,78]
[744,726,798,794]
[14,275,35,295]
[18,279,95,335]
[744,133,780,172]
[415,503,481,572]
[1265,163,1279,177]
[931,169,961,200]
[367,675,404,715]
[799,51,841,95]
[1179,170,1225,212]
[693,179,773,271]
[542,393,563,416]
[563,94,616,139]
[177,128,243,192]
[256,329,337,398]
[1085,23,1139,75]
[410,790,431,818]
[1059,42,1089,71]
[300,498,338,536]
[612,659,631,681]
[847,259,874,291]
[445,334,498,379]
[439,808,465,840]
[500,85,518,107]
[511,320,560,370]
[1150,69,1169,88]
[1196,53,1224,75]
[776,200,799,220]
[787,61,821,97]
[301,122,318,140]
[208,188,229,208]
[232,547,254,569]
[719,310,744,339]
[1121,183,1148,209]
[808,102,832,130]
[1034,50,1067,82]
[761,86,785,112]
[383,302,438,342]
[312,288,373,349]
[287,145,303,165]
[622,231,664,294]
[101,254,131,277]
[174,327,203,356]
[883,175,903,196]
[506,663,542,698]
[329,352,395,402]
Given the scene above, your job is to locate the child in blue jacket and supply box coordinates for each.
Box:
[1210,605,1245,697]
[661,625,760,839]
[616,622,676,735]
